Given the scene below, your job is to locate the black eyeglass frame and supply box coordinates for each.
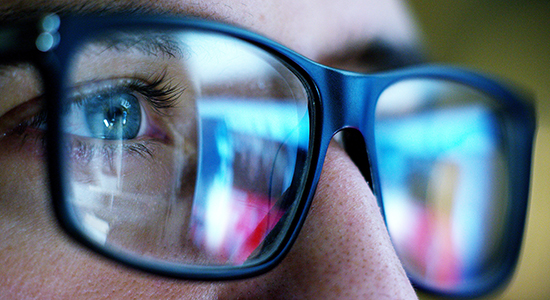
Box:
[0,14,536,298]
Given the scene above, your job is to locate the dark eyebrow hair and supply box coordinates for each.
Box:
[322,40,426,73]
[0,1,231,23]
[90,32,185,59]
[359,40,426,71]
[0,2,168,22]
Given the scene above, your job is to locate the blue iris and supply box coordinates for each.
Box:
[84,91,141,140]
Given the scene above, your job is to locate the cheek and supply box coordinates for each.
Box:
[0,138,52,245]
[0,141,211,299]
[0,142,64,296]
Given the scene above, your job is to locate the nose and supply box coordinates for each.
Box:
[220,140,418,299]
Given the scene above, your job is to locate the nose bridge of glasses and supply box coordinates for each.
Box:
[311,68,376,184]
[317,68,374,137]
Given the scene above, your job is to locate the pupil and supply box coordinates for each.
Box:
[85,92,141,140]
[105,107,128,127]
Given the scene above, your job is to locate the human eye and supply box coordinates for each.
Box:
[64,74,182,160]
[67,80,147,141]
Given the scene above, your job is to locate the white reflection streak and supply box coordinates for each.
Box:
[181,33,268,85]
[204,125,234,253]
[72,179,167,245]
[376,80,438,115]
[71,137,126,246]
[73,181,164,208]
[113,135,124,211]
[384,189,421,249]
[72,179,114,245]
[82,212,109,245]
[204,175,232,252]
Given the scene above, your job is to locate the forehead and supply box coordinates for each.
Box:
[0,0,418,61]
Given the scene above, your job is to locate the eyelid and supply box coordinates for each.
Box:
[69,75,184,114]
[0,96,44,137]
[0,63,43,118]
[69,78,139,102]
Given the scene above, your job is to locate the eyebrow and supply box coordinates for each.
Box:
[90,33,185,59]
[321,39,426,73]
[357,40,426,71]
[0,4,139,22]
[0,1,208,22]
[0,1,424,72]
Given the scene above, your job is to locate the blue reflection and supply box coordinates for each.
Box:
[190,98,308,263]
[377,104,506,286]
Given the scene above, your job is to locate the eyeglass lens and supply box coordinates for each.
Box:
[375,79,510,291]
[61,30,310,266]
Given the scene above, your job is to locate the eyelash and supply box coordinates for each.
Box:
[12,110,47,135]
[122,72,184,113]
[70,72,183,115]
[72,74,184,159]
[12,73,184,158]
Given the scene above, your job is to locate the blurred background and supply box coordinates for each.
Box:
[407,1,550,299]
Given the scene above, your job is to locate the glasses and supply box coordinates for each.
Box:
[0,14,535,298]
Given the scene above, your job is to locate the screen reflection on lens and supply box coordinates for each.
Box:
[62,29,310,267]
[375,79,509,292]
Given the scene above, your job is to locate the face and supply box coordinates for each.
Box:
[0,0,420,299]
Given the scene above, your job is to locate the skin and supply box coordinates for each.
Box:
[0,0,420,299]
